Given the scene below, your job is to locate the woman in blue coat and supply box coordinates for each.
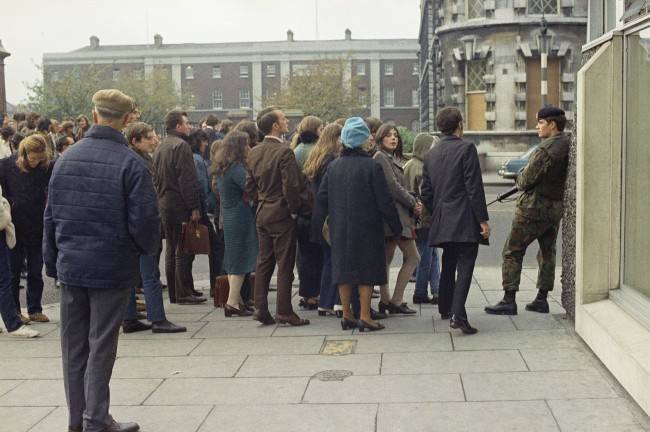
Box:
[213,131,257,317]
[314,118,401,332]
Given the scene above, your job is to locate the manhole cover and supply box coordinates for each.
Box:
[320,340,356,356]
[313,370,353,381]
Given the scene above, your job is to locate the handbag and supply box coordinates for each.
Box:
[179,220,210,255]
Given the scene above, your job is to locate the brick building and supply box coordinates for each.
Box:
[42,31,419,128]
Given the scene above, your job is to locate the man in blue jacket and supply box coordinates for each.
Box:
[43,89,160,432]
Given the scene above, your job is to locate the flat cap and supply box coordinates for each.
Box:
[92,89,136,118]
[537,106,565,119]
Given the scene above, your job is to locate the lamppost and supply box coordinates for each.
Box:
[540,13,549,107]
[0,40,10,115]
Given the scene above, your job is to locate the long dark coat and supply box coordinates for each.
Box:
[421,135,489,246]
[313,148,401,286]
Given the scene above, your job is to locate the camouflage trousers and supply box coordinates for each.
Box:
[502,208,562,292]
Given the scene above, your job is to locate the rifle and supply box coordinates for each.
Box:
[487,185,519,207]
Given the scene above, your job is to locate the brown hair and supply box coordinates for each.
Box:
[211,131,249,177]
[164,111,188,131]
[234,120,259,147]
[218,119,234,135]
[436,107,463,135]
[290,115,322,150]
[125,122,154,146]
[374,124,404,159]
[544,115,566,132]
[303,123,342,182]
[16,134,50,173]
[364,117,383,135]
[256,107,280,135]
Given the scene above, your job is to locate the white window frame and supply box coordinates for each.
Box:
[212,90,223,110]
[239,88,251,108]
[412,89,419,107]
[240,65,249,78]
[383,87,395,107]
[212,66,221,79]
[266,64,276,77]
[384,63,394,76]
[356,63,366,76]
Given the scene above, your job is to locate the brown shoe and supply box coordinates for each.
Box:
[275,312,310,326]
[28,312,49,323]
[252,310,276,325]
[224,303,253,317]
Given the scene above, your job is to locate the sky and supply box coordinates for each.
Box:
[1,0,422,105]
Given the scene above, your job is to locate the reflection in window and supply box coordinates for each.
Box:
[623,27,650,298]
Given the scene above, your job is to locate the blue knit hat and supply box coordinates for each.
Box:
[341,117,370,149]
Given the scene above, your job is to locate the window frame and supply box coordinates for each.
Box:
[384,62,394,76]
[185,65,194,80]
[239,64,249,78]
[212,89,223,110]
[265,64,276,77]
[239,88,251,109]
[356,63,366,76]
[212,65,222,79]
[383,87,395,107]
[526,0,560,16]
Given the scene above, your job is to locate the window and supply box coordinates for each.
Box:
[212,90,223,110]
[112,68,120,81]
[134,69,144,80]
[412,89,419,107]
[239,89,250,108]
[384,63,394,76]
[467,0,485,19]
[240,65,249,78]
[528,0,558,15]
[266,64,276,77]
[212,66,221,79]
[185,65,194,80]
[466,60,487,92]
[356,63,366,76]
[412,62,419,75]
[383,88,395,107]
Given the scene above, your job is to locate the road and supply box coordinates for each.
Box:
[33,184,562,306]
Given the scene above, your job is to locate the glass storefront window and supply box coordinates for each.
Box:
[623,26,650,298]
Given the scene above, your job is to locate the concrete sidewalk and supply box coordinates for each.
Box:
[1,266,649,432]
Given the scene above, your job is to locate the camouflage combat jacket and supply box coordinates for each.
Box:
[515,132,570,217]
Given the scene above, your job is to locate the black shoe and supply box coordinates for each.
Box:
[101,420,140,432]
[151,319,187,333]
[358,319,385,332]
[525,298,550,313]
[122,320,152,334]
[177,295,207,305]
[370,308,387,320]
[450,315,478,335]
[397,303,417,314]
[440,312,452,320]
[430,293,439,305]
[253,310,276,325]
[68,426,82,432]
[412,294,432,304]
[192,289,204,297]
[484,300,518,315]
[378,301,397,314]
[340,318,358,330]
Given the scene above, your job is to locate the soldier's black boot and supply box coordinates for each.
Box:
[484,291,518,315]
[525,290,550,313]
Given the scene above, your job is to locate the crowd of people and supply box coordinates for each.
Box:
[0,88,570,432]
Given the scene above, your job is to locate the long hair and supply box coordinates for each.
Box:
[303,123,342,182]
[290,115,322,150]
[16,134,50,173]
[233,120,259,147]
[211,131,249,177]
[374,124,404,160]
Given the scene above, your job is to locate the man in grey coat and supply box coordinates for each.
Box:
[421,107,491,335]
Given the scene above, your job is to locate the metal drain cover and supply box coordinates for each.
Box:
[313,369,354,382]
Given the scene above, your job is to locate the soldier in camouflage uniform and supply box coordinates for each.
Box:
[485,107,569,315]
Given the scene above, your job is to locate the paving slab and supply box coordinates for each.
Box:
[327,333,453,353]
[0,406,56,432]
[377,401,559,432]
[510,312,567,330]
[0,379,161,406]
[452,329,580,351]
[547,398,650,432]
[351,316,434,335]
[164,312,211,322]
[519,348,597,371]
[193,320,276,338]
[117,339,203,357]
[303,373,464,403]
[0,357,62,379]
[272,318,356,337]
[199,403,377,432]
[434,312,518,333]
[381,350,527,375]
[145,377,309,405]
[0,340,62,358]
[0,380,23,398]
[113,355,246,379]
[190,336,325,356]
[237,353,380,377]
[462,370,618,401]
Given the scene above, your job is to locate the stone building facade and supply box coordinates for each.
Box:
[418,0,587,164]
[42,31,419,128]
[0,40,10,116]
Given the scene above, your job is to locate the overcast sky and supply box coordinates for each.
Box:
[2,0,421,105]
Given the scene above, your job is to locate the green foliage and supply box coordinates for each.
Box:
[398,126,415,154]
[264,58,371,123]
[25,65,190,124]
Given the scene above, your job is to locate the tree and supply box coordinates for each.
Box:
[398,126,415,154]
[264,58,370,123]
[25,65,190,124]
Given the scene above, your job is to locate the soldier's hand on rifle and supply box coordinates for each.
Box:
[480,221,491,240]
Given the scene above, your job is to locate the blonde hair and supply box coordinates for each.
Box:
[303,123,342,182]
[290,115,322,150]
[16,134,50,173]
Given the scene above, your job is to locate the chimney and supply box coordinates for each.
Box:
[89,36,99,49]
[287,30,294,42]
[345,28,352,40]
[154,34,163,47]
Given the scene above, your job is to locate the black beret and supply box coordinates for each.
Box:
[537,106,565,119]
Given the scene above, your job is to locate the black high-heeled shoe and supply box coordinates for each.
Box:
[378,301,403,315]
[340,318,358,330]
[397,303,417,315]
[357,320,385,332]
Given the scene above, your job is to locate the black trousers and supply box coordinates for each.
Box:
[162,222,195,302]
[9,238,44,315]
[296,223,323,299]
[438,242,479,318]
